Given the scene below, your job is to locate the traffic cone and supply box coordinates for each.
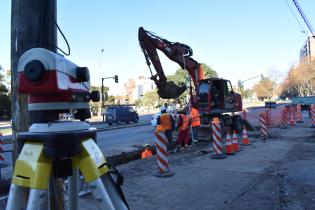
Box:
[232,130,241,152]
[225,130,235,155]
[241,126,251,146]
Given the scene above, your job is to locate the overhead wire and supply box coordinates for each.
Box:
[291,0,315,37]
[37,0,71,56]
[283,0,306,33]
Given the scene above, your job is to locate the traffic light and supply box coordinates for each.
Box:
[114,75,118,83]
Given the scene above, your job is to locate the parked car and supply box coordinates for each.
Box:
[104,106,139,125]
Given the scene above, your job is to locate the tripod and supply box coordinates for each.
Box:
[5,121,129,210]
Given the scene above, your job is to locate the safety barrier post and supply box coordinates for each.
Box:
[210,118,226,159]
[265,109,270,127]
[153,126,174,177]
[290,106,295,126]
[296,104,303,123]
[259,113,268,140]
[279,109,288,129]
[311,104,315,128]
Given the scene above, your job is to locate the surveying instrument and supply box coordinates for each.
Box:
[5,48,129,210]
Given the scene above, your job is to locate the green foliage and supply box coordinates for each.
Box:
[0,95,10,119]
[0,67,10,119]
[138,90,160,107]
[167,63,218,86]
[107,95,116,104]
[242,89,253,99]
[165,63,217,105]
[252,78,276,100]
[200,63,218,78]
[0,84,7,93]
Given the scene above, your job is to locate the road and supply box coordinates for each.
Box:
[0,113,153,141]
[97,125,155,156]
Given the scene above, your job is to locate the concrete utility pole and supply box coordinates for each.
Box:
[11,0,57,159]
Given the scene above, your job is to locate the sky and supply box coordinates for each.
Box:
[0,0,314,95]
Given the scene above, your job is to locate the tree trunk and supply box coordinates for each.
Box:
[11,0,57,160]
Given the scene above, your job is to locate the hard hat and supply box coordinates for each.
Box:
[144,144,150,148]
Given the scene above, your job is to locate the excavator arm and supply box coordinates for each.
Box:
[138,27,205,99]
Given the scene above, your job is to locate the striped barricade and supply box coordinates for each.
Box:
[210,118,226,159]
[153,126,174,177]
[259,113,268,139]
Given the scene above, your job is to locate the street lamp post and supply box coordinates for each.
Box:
[101,75,119,121]
[98,49,104,116]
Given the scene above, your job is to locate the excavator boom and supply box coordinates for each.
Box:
[138,27,204,99]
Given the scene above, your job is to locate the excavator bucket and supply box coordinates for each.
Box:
[157,81,187,99]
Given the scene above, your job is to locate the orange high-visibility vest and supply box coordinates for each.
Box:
[141,149,153,159]
[190,108,200,127]
[179,114,190,131]
[160,113,172,130]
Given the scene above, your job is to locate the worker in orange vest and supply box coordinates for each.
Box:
[177,110,191,150]
[156,106,175,151]
[190,103,200,142]
[141,144,153,159]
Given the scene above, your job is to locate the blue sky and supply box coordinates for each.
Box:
[0,0,314,94]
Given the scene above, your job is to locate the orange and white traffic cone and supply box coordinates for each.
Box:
[240,126,251,146]
[232,130,241,152]
[225,130,235,155]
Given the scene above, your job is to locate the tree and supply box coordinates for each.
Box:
[139,90,160,107]
[166,63,218,105]
[107,95,116,104]
[201,63,218,78]
[279,59,315,98]
[252,78,276,100]
[0,66,11,119]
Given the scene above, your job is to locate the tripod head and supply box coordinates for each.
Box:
[18,48,100,123]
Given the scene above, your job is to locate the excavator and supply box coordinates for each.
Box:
[138,27,244,132]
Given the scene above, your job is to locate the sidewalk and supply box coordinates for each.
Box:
[78,116,315,209]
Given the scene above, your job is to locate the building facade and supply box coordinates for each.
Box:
[300,36,315,62]
[122,76,156,103]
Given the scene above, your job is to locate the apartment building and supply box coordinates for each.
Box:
[300,36,315,62]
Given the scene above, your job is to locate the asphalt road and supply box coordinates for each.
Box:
[96,125,156,156]
[0,114,153,141]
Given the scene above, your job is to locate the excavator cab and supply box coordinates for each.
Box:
[198,79,241,114]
